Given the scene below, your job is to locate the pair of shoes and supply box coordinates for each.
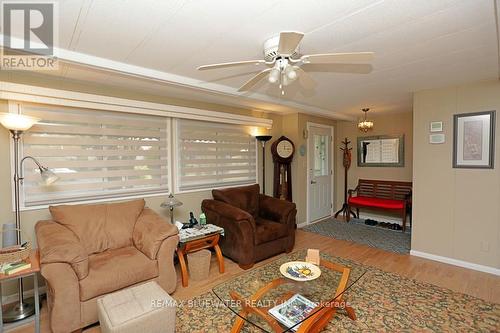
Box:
[388,223,402,230]
[379,222,390,228]
[364,219,378,226]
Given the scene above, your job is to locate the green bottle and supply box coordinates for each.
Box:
[199,213,207,225]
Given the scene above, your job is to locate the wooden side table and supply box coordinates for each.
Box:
[177,233,224,287]
[0,250,41,333]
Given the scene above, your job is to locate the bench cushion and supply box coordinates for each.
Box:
[349,196,404,209]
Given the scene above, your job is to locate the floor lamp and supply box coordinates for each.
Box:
[255,135,272,195]
[0,113,59,322]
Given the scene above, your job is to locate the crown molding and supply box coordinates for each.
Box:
[0,82,273,128]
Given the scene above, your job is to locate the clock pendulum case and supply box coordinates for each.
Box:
[271,136,295,202]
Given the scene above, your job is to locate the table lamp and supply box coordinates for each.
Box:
[0,112,59,322]
[161,193,183,223]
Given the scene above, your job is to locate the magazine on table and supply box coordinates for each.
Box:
[268,294,318,331]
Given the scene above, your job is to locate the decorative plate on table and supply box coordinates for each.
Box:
[279,261,321,281]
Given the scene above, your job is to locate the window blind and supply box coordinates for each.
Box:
[20,103,169,207]
[176,119,257,191]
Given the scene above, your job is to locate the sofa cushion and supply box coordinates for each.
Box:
[349,196,404,209]
[49,199,145,254]
[79,246,158,302]
[50,203,108,254]
[212,184,260,218]
[106,199,145,249]
[254,217,288,245]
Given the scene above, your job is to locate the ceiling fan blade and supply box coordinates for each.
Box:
[238,68,272,92]
[301,52,374,64]
[294,66,316,90]
[278,31,304,56]
[197,60,266,71]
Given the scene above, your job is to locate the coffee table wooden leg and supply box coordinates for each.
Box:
[177,248,189,287]
[345,304,356,320]
[230,311,248,333]
[214,244,225,273]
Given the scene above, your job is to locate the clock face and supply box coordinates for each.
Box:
[277,140,294,158]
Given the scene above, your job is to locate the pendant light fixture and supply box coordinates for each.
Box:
[357,108,374,132]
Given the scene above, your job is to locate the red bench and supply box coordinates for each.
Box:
[347,179,412,232]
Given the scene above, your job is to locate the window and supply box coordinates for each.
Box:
[20,103,169,207]
[176,119,257,192]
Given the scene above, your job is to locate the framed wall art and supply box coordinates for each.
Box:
[453,110,495,169]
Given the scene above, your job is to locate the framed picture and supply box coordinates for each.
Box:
[357,135,404,167]
[453,111,495,169]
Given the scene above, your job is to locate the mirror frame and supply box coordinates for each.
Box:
[357,134,405,167]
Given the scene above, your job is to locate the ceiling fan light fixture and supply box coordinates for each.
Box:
[285,65,297,80]
[357,108,374,132]
[268,68,280,83]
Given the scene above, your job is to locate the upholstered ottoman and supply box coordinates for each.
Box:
[97,281,176,333]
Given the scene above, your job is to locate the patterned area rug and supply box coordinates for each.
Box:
[302,218,411,254]
[176,251,500,332]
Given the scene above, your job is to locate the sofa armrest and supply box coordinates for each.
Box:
[258,194,296,224]
[201,199,256,232]
[202,199,256,266]
[41,262,82,333]
[133,208,179,260]
[35,220,88,280]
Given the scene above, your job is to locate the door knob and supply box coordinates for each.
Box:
[310,180,317,184]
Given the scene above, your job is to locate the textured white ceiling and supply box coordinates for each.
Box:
[3,0,499,119]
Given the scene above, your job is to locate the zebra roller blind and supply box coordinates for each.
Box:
[176,119,257,191]
[20,103,169,207]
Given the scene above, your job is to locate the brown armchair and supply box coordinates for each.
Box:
[35,199,179,333]
[202,184,296,269]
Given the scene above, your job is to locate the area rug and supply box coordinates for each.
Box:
[302,218,411,254]
[175,251,499,332]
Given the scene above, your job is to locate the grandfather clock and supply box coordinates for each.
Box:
[271,136,295,201]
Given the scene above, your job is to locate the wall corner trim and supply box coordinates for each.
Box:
[410,250,500,276]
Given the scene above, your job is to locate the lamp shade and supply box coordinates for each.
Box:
[40,168,59,185]
[0,113,40,131]
[160,193,183,209]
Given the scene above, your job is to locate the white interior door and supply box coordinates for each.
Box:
[308,125,333,223]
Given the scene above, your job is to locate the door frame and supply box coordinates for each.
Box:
[306,122,335,225]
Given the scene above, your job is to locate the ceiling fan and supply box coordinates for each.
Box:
[197,31,374,95]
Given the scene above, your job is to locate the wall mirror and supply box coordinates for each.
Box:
[357,135,404,167]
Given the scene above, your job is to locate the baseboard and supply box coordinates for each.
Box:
[410,250,500,276]
[1,286,47,304]
[297,221,309,228]
[297,216,332,229]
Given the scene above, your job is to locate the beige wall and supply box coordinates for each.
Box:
[412,80,500,269]
[334,112,413,215]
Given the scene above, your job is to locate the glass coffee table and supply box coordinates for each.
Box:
[212,253,366,333]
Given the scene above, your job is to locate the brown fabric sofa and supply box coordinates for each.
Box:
[35,199,179,333]
[201,184,296,269]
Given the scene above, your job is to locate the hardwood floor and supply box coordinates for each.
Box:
[8,228,500,333]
